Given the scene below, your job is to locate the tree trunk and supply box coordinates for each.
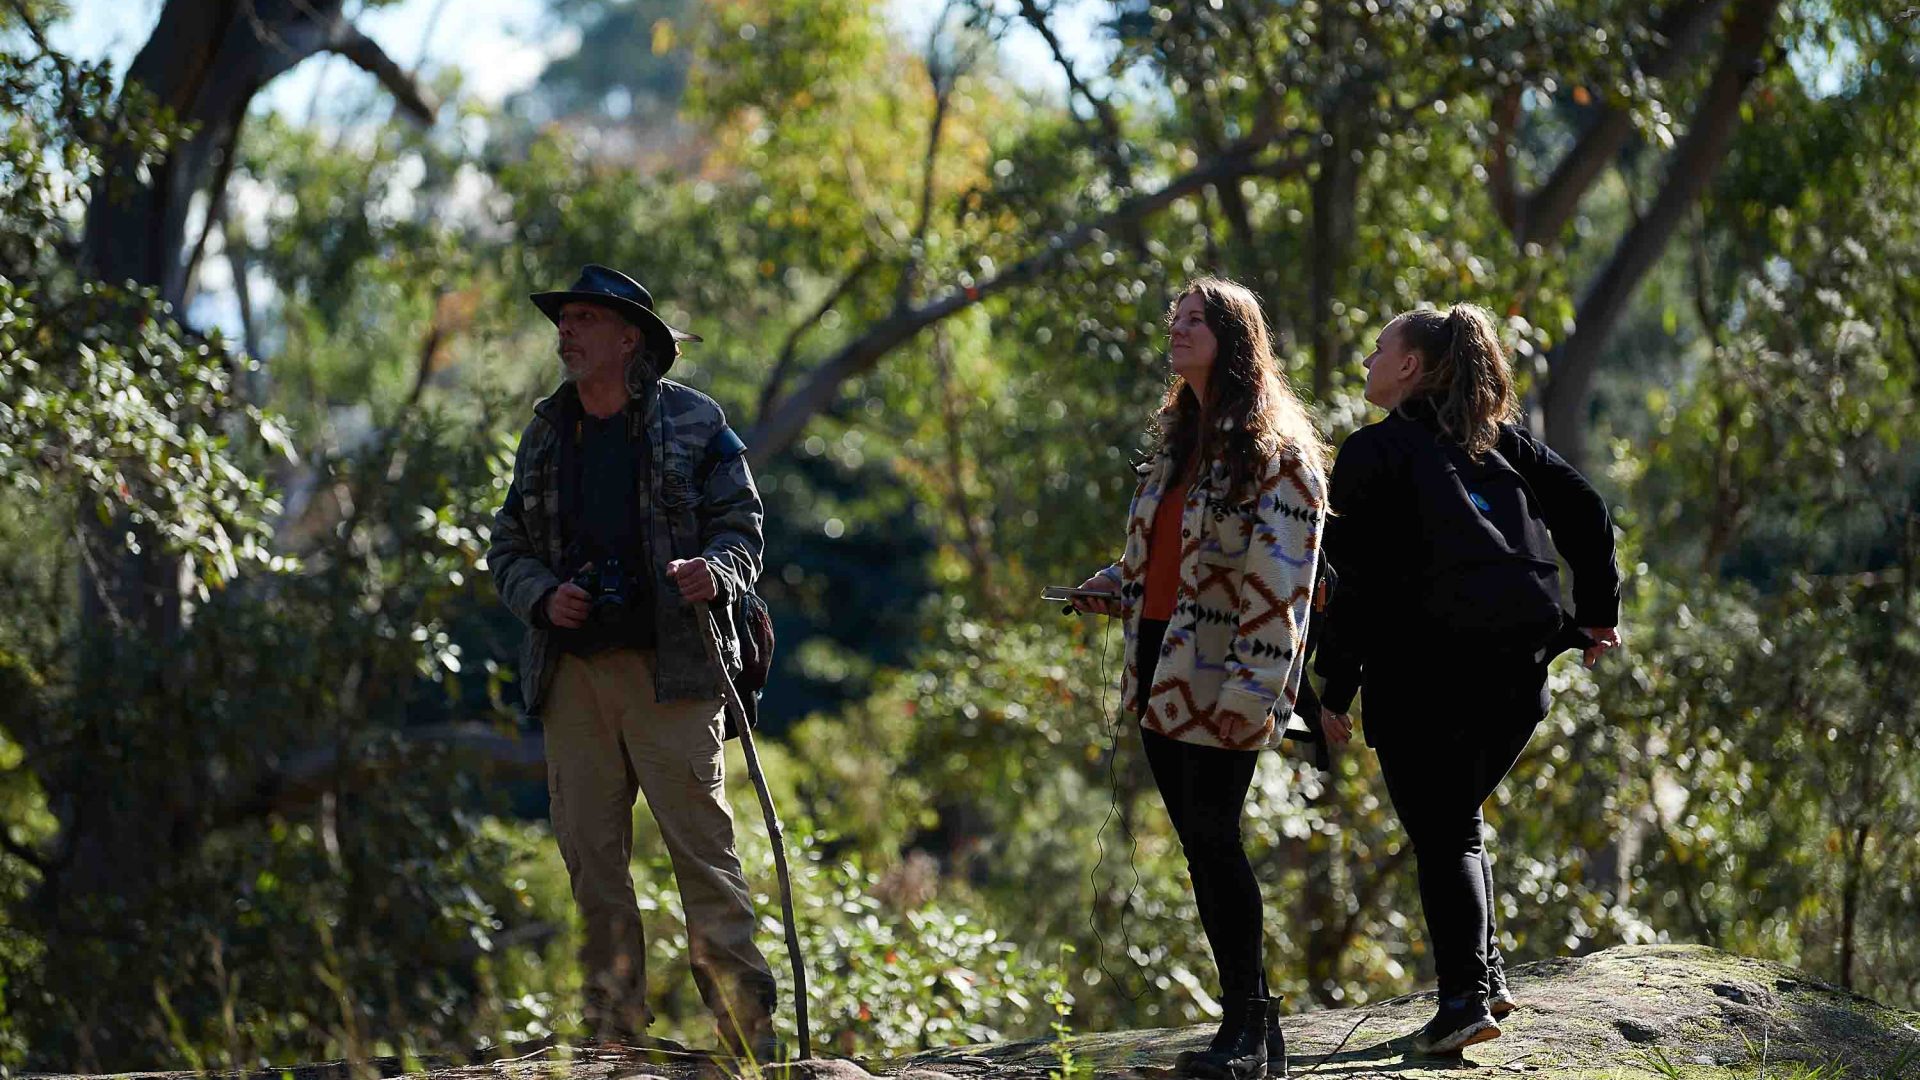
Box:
[1308,102,1359,401]
[1838,817,1870,990]
[1541,0,1780,467]
[1514,0,1727,249]
[57,0,433,915]
[931,325,996,606]
[77,0,435,643]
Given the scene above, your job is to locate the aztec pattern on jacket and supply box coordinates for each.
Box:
[488,364,762,715]
[1098,445,1327,751]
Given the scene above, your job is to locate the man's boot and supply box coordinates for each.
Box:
[582,984,653,1048]
[1186,995,1268,1080]
[717,1009,780,1064]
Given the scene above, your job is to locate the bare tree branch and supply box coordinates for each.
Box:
[1335,842,1413,952]
[757,254,878,424]
[1187,72,1260,275]
[402,297,446,415]
[898,62,955,312]
[1488,84,1524,234]
[744,135,1312,466]
[1016,0,1133,194]
[1309,98,1360,399]
[898,2,990,312]
[208,723,544,831]
[931,323,996,602]
[226,218,262,363]
[411,0,454,71]
[180,112,248,303]
[327,20,438,125]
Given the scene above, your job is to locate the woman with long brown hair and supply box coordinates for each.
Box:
[1074,277,1328,1080]
[1315,304,1622,1054]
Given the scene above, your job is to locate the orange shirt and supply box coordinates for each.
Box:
[1142,481,1189,621]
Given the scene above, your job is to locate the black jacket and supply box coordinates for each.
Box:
[1315,401,1620,717]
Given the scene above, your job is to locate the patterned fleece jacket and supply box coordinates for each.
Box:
[1097,445,1327,751]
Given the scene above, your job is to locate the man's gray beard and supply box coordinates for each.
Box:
[556,350,650,385]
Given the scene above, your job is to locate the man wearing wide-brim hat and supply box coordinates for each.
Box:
[488,265,777,1054]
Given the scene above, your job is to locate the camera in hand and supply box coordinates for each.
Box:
[571,556,632,626]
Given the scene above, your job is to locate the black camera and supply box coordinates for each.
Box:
[571,556,632,625]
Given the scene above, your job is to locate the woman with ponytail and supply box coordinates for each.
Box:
[1072,278,1329,1079]
[1315,304,1622,1054]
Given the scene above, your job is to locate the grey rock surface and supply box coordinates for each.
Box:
[28,946,1920,1080]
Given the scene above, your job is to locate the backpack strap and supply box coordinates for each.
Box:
[1481,444,1545,515]
[1437,428,1546,518]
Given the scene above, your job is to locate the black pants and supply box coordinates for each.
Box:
[1137,619,1266,1005]
[1372,660,1547,1006]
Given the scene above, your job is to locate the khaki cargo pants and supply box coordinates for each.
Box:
[543,646,777,1045]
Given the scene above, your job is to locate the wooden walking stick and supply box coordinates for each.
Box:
[694,602,812,1061]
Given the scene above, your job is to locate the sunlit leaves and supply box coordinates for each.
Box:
[0,272,282,591]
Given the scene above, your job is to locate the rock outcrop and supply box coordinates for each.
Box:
[888,945,1920,1078]
[32,946,1920,1080]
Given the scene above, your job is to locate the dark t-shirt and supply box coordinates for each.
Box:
[559,409,655,654]
[577,411,639,565]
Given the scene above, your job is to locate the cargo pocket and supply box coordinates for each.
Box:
[688,748,725,793]
[685,747,734,836]
[547,769,581,877]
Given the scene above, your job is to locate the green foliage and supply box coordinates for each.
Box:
[787,858,1064,1054]
[2,0,1919,1071]
[0,43,170,277]
[0,407,546,1069]
[0,280,286,588]
[0,43,284,590]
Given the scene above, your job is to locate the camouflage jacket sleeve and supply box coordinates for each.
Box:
[490,423,563,626]
[698,420,764,605]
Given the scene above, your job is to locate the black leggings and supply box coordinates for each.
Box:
[1137,619,1266,1005]
[1372,662,1547,1005]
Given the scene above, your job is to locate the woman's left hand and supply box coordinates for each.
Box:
[1582,626,1622,668]
[1320,707,1353,747]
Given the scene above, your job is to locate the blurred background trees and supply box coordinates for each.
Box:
[1,0,1916,1070]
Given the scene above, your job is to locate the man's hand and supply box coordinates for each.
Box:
[667,557,718,603]
[1320,707,1353,747]
[1582,626,1623,669]
[1071,573,1121,617]
[546,582,592,629]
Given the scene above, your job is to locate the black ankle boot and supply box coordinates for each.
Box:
[1410,995,1500,1054]
[1488,960,1517,1018]
[1187,995,1268,1080]
[1265,997,1287,1078]
[1174,1013,1236,1073]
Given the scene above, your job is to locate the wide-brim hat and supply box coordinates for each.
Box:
[531,263,701,373]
